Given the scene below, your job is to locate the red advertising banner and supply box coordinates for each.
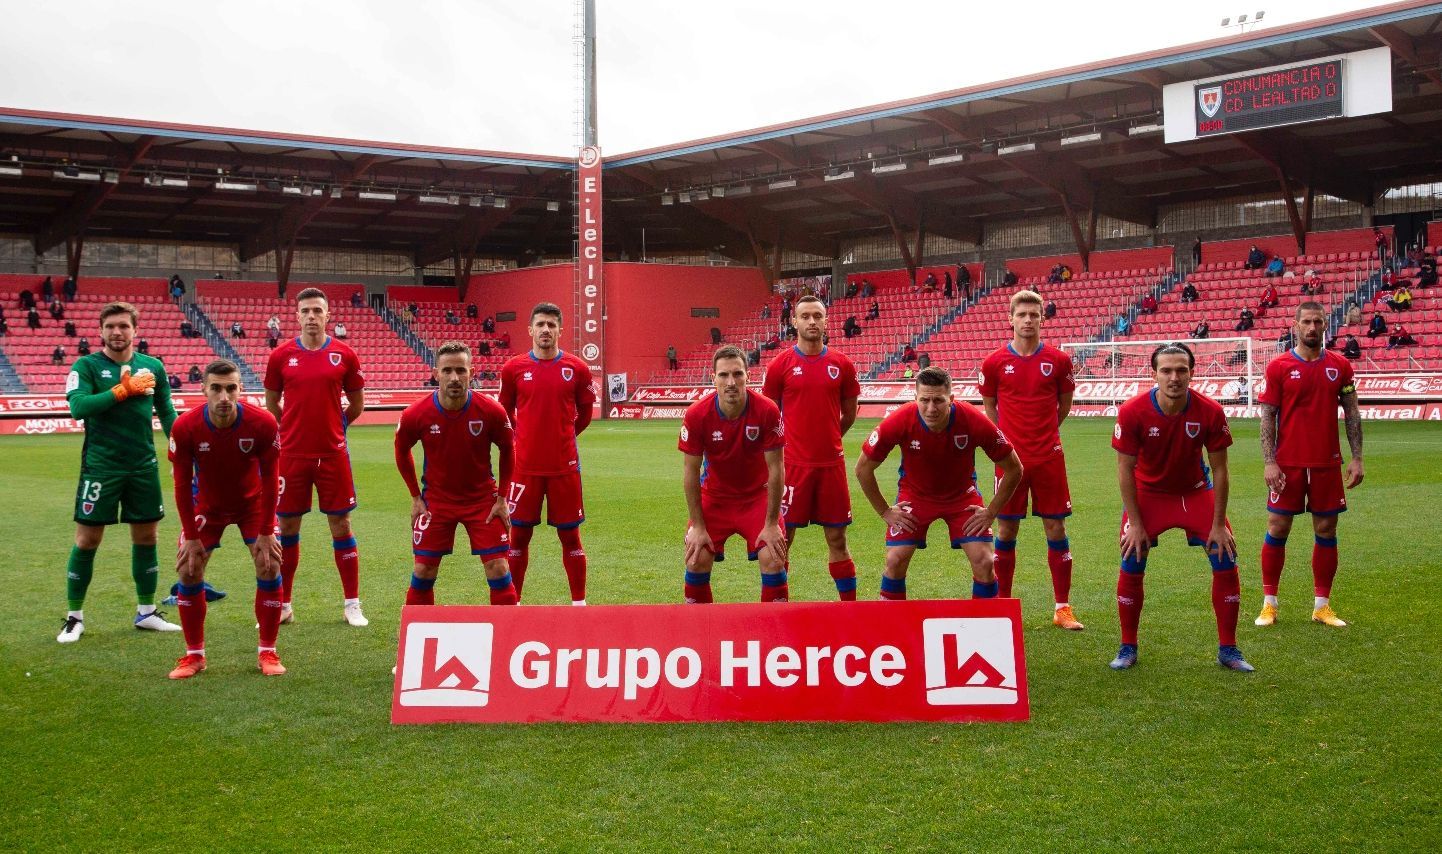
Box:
[391,599,1029,724]
[576,145,605,397]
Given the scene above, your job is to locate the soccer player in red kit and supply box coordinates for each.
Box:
[980,289,1083,629]
[679,346,788,603]
[395,342,518,606]
[762,295,862,600]
[1255,301,1364,628]
[498,302,596,605]
[1109,344,1253,672]
[264,287,368,627]
[166,360,285,678]
[855,367,1022,600]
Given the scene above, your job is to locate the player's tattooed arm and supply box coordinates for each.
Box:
[1340,391,1365,488]
[1259,403,1284,494]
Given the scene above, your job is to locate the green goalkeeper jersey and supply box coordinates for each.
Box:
[66,351,177,474]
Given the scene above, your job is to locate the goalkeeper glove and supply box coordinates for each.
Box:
[112,365,156,401]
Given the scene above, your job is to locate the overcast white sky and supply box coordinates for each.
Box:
[0,0,1386,157]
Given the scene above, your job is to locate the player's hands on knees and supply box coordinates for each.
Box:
[410,496,427,526]
[883,504,919,533]
[961,507,995,538]
[486,496,511,528]
[1263,462,1286,494]
[179,538,207,573]
[1206,524,1236,562]
[252,533,281,574]
[1120,524,1150,560]
[758,524,788,563]
[684,525,715,567]
[1344,458,1364,489]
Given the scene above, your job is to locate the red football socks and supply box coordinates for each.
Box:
[558,527,587,602]
[828,559,858,601]
[508,525,533,599]
[177,583,206,653]
[332,536,360,600]
[1261,534,1286,597]
[1212,568,1241,646]
[1116,571,1145,646]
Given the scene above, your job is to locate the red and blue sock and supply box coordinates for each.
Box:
[1047,537,1073,604]
[760,570,789,602]
[993,538,1017,597]
[487,572,518,606]
[1313,535,1338,598]
[332,536,360,600]
[177,581,206,655]
[972,579,999,599]
[684,570,713,603]
[1261,532,1286,597]
[406,573,436,606]
[255,576,282,649]
[880,574,907,601]
[1117,552,1147,646]
[828,559,858,601]
[279,533,300,605]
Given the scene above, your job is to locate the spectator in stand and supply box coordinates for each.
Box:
[1263,256,1285,278]
[482,315,495,334]
[26,306,41,329]
[136,338,150,355]
[1002,269,1018,288]
[761,332,780,351]
[1387,285,1413,312]
[1116,314,1131,336]
[350,291,364,308]
[1373,226,1388,262]
[1278,328,1295,350]
[0,316,8,336]
[18,288,35,310]
[1367,312,1388,339]
[1381,268,1395,288]
[477,340,492,356]
[466,303,479,319]
[866,300,880,321]
[76,337,90,356]
[169,274,185,302]
[747,345,761,367]
[1244,245,1266,270]
[179,318,195,339]
[943,271,953,299]
[901,343,917,363]
[266,323,281,349]
[1300,269,1323,295]
[1234,306,1255,332]
[667,344,678,370]
[902,366,914,380]
[1047,265,1063,285]
[1387,325,1416,350]
[1181,280,1200,303]
[230,320,245,338]
[780,296,793,319]
[917,352,931,370]
[1259,282,1279,309]
[1139,293,1158,315]
[51,345,65,366]
[40,276,54,304]
[63,320,76,337]
[919,272,937,293]
[860,279,873,298]
[1060,264,1073,282]
[1339,334,1362,360]
[1345,301,1362,326]
[760,303,771,320]
[187,364,202,384]
[1192,236,1202,266]
[334,321,348,339]
[168,372,182,390]
[497,330,511,350]
[843,315,861,339]
[62,275,77,303]
[425,374,439,388]
[1191,320,1210,339]
[49,299,64,321]
[957,264,972,290]
[407,302,420,319]
[1045,299,1058,319]
[1418,255,1437,288]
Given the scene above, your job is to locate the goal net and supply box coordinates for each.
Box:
[1060,336,1263,407]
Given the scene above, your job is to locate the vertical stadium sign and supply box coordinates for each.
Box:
[1194,59,1343,137]
[577,145,604,402]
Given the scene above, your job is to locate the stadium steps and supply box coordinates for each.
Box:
[186,303,262,388]
[0,347,28,393]
[864,283,990,380]
[381,304,434,367]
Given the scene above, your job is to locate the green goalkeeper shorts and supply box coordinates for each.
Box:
[73,468,166,526]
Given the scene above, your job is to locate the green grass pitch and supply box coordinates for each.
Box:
[1,418,1438,850]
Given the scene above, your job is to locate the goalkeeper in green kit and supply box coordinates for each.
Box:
[58,301,183,642]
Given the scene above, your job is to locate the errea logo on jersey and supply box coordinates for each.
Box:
[288,358,299,367]
[1003,365,1016,374]
[1147,427,1160,437]
[792,367,803,375]
[711,431,724,442]
[1290,369,1301,380]
[429,424,442,434]
[398,622,493,707]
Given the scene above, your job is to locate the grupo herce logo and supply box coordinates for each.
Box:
[399,623,494,707]
[921,618,1019,706]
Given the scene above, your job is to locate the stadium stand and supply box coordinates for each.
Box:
[195,282,431,389]
[0,276,222,393]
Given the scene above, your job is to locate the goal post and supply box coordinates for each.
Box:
[1060,336,1265,407]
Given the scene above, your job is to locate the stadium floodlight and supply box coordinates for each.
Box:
[1238,14,1248,23]
[492,196,508,209]
[1060,131,1103,147]
[824,167,855,182]
[263,179,282,192]
[997,142,1037,155]
[146,173,188,188]
[546,200,561,211]
[768,177,798,190]
[329,186,343,198]
[102,171,119,184]
[678,191,692,203]
[872,161,908,174]
[55,169,101,182]
[660,194,674,205]
[216,179,259,192]
[1255,11,1265,20]
[1128,122,1165,136]
[418,194,460,205]
[358,189,398,201]
[282,184,305,196]
[927,152,966,166]
[710,185,726,198]
[0,162,23,177]
[1221,17,1230,25]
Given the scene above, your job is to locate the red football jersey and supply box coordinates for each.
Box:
[1258,349,1355,467]
[264,337,364,457]
[978,342,1075,465]
[168,403,280,539]
[394,391,513,513]
[498,350,596,477]
[761,345,860,469]
[678,390,784,500]
[1112,389,1232,495]
[862,401,1013,503]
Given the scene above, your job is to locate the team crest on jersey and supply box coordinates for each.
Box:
[953,435,969,450]
[561,367,574,382]
[329,352,343,367]
[745,425,760,441]
[1185,421,1201,439]
[1325,367,1339,382]
[239,437,254,453]
[827,365,840,380]
[469,420,484,436]
[1040,362,1053,377]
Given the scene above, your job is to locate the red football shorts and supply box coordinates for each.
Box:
[692,491,784,560]
[179,504,270,552]
[782,463,853,528]
[885,488,990,549]
[1267,465,1347,516]
[506,472,585,528]
[1121,488,1229,547]
[412,507,511,567]
[277,453,357,516]
[997,453,1072,520]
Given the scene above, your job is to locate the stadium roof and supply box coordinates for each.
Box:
[0,1,1439,273]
